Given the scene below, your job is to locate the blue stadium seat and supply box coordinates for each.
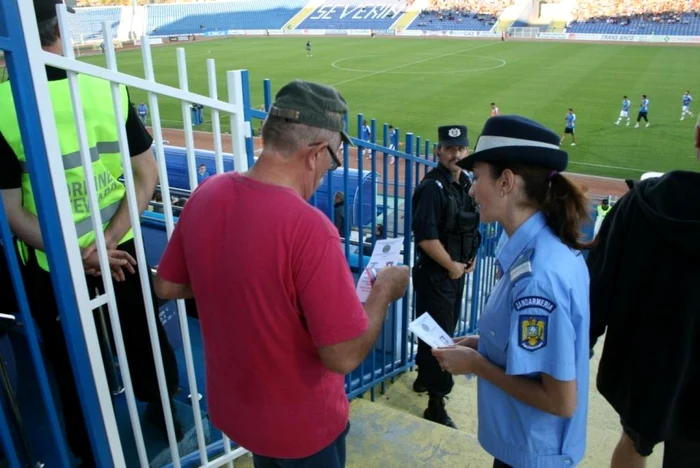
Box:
[146,0,307,36]
[68,7,121,43]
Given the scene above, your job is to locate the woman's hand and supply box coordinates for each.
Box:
[454,335,479,350]
[432,346,484,375]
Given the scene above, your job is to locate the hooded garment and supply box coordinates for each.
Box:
[587,170,700,444]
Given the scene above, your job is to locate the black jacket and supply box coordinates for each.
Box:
[587,171,700,443]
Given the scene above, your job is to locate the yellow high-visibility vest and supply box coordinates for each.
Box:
[0,74,134,271]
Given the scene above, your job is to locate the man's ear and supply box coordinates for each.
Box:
[304,143,322,171]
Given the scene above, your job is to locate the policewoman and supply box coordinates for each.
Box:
[411,125,481,428]
[433,116,591,467]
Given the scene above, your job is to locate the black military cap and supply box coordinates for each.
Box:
[438,125,469,148]
[34,0,74,23]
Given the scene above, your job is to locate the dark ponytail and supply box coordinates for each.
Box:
[489,163,591,250]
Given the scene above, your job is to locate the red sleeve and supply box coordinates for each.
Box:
[157,216,190,285]
[695,124,700,149]
[294,218,369,348]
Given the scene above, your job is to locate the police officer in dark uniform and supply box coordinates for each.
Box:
[411,125,481,428]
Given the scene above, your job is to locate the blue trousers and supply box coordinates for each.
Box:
[252,423,350,468]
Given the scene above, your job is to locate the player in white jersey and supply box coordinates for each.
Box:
[615,95,631,126]
[681,90,693,121]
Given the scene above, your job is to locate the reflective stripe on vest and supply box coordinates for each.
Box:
[0,74,134,272]
[17,141,121,173]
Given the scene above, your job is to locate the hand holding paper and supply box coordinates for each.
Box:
[356,238,404,302]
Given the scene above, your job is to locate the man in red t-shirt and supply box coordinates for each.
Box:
[154,80,409,467]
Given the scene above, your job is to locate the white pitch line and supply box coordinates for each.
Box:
[567,160,647,173]
[331,41,503,87]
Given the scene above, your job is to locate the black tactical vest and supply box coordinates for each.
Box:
[421,168,481,264]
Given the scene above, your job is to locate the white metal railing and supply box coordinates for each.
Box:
[16,0,253,464]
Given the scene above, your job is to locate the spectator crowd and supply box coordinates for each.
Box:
[570,0,700,26]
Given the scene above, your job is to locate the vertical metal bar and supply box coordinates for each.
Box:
[176,48,198,192]
[393,128,400,238]
[342,113,350,260]
[381,123,388,239]
[401,134,414,365]
[414,136,421,190]
[355,113,366,388]
[141,36,175,238]
[424,139,431,179]
[207,58,224,175]
[222,436,234,468]
[357,113,364,275]
[4,1,110,465]
[100,19,182,466]
[240,70,255,169]
[263,78,272,112]
[368,119,377,389]
[369,118,377,246]
[226,70,250,173]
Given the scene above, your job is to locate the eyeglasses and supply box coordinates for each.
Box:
[310,141,343,172]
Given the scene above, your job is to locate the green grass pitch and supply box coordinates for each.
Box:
[81,37,700,180]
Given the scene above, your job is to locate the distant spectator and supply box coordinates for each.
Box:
[361,119,371,159]
[593,197,611,237]
[137,101,148,125]
[197,164,209,185]
[333,191,345,237]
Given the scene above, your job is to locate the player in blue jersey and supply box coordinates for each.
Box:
[561,108,576,146]
[635,95,650,128]
[681,90,693,121]
[615,95,631,126]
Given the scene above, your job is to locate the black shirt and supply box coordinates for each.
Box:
[0,66,154,190]
[412,163,471,243]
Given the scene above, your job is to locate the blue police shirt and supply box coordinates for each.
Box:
[476,211,590,467]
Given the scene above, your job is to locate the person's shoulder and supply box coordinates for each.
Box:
[523,233,587,282]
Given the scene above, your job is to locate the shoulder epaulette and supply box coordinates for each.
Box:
[510,248,534,283]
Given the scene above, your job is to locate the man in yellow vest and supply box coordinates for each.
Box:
[594,198,612,237]
[0,1,180,465]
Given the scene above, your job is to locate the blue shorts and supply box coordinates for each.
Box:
[252,422,350,468]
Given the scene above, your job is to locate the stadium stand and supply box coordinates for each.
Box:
[296,0,409,30]
[145,0,307,36]
[567,0,700,35]
[407,0,514,31]
[69,6,122,43]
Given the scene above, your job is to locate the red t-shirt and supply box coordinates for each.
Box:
[157,172,369,458]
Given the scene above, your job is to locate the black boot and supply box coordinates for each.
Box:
[412,373,428,393]
[423,394,456,429]
[145,399,184,442]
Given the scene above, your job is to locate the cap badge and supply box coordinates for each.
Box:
[448,128,461,137]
